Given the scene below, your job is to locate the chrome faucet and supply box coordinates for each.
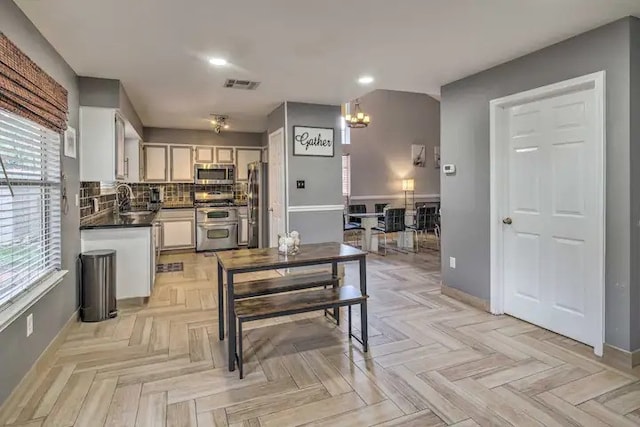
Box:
[115,183,133,212]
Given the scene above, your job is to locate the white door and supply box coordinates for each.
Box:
[170,146,193,182]
[268,128,286,247]
[496,77,604,352]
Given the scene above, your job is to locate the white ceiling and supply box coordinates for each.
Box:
[16,0,640,132]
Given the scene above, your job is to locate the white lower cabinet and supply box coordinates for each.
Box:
[156,209,196,251]
[81,227,155,299]
[162,220,195,249]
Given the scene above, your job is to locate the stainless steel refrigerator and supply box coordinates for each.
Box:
[247,161,268,248]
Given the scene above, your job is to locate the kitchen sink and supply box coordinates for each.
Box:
[119,210,153,216]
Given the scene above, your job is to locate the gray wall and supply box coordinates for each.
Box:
[0,1,80,406]
[78,77,119,108]
[344,90,440,207]
[79,77,143,137]
[144,127,262,147]
[630,18,640,351]
[286,102,343,244]
[440,17,635,351]
[267,103,285,135]
[119,84,143,138]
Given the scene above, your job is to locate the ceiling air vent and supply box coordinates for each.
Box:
[224,79,260,90]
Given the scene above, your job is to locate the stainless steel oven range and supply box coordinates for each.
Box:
[194,192,238,251]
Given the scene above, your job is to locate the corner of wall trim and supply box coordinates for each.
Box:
[0,308,78,419]
[287,205,345,212]
[0,270,68,334]
[441,282,490,312]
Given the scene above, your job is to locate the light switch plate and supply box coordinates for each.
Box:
[449,257,456,269]
[75,194,79,207]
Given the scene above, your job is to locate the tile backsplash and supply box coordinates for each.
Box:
[80,182,116,222]
[79,181,248,222]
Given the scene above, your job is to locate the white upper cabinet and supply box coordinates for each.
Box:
[235,148,262,181]
[170,146,193,182]
[195,146,214,163]
[122,138,143,183]
[143,145,168,182]
[140,142,264,183]
[216,147,234,164]
[80,107,127,181]
[115,116,125,179]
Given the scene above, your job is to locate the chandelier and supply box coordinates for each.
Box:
[210,115,229,134]
[344,100,370,128]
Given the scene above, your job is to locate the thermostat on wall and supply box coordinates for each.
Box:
[443,164,456,175]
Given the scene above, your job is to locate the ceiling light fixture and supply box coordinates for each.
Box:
[210,114,229,133]
[358,75,374,85]
[209,57,228,66]
[344,100,370,128]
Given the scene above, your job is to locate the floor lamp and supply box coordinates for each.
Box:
[402,178,415,210]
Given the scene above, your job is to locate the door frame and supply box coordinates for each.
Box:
[489,71,606,356]
[268,127,286,247]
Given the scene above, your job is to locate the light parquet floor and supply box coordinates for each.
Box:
[1,248,640,426]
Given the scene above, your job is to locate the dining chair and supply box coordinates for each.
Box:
[372,208,417,255]
[374,203,388,221]
[348,204,367,225]
[343,213,364,247]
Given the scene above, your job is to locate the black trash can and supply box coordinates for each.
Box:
[80,250,117,322]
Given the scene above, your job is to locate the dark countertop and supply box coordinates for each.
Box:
[80,211,159,230]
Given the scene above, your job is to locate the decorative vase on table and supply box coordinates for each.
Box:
[278,231,300,255]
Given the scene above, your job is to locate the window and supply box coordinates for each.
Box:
[342,154,351,197]
[0,109,62,310]
[340,103,351,145]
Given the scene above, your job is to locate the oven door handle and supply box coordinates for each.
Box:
[198,223,238,230]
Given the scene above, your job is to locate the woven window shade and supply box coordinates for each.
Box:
[0,32,68,133]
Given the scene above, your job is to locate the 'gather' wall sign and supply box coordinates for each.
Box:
[293,126,334,157]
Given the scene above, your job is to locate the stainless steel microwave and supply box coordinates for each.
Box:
[194,163,235,185]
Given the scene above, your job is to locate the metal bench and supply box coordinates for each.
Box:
[234,285,368,378]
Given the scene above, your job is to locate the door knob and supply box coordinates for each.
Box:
[503,217,513,225]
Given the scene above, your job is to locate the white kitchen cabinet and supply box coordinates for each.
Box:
[216,147,234,164]
[195,146,214,163]
[238,206,248,246]
[156,208,196,250]
[81,227,154,299]
[235,148,262,182]
[144,145,168,182]
[123,138,143,183]
[79,107,127,181]
[162,220,195,249]
[170,146,193,182]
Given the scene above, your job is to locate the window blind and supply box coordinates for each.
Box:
[0,109,61,310]
[342,154,351,197]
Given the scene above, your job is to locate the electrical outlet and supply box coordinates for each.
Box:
[296,180,305,189]
[26,313,33,337]
[449,257,456,269]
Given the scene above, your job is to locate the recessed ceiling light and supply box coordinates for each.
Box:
[209,57,228,66]
[358,75,374,85]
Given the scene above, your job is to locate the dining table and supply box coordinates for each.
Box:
[215,242,368,372]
